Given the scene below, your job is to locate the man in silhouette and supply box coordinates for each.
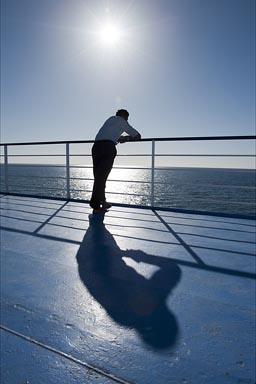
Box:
[90,109,141,214]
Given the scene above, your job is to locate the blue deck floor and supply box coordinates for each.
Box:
[0,194,255,384]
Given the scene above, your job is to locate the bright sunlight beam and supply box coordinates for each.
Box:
[97,22,123,48]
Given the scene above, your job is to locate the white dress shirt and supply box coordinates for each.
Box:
[95,116,139,144]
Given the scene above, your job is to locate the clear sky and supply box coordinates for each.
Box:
[1,0,255,147]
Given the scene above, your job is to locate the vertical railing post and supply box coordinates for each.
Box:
[4,145,9,193]
[151,140,155,207]
[66,143,70,199]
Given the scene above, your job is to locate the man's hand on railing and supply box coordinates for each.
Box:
[118,136,129,144]
[118,134,141,144]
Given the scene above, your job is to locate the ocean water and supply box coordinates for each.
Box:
[0,164,255,217]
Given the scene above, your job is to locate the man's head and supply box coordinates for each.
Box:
[116,109,129,121]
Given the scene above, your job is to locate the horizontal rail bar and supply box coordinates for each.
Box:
[2,164,255,171]
[72,154,255,157]
[153,154,255,157]
[69,178,150,184]
[69,189,150,197]
[2,186,148,197]
[117,154,256,157]
[0,154,65,157]
[1,135,255,146]
[67,188,149,197]
[5,186,66,191]
[1,165,255,172]
[0,164,67,168]
[1,178,186,185]
[74,166,149,170]
[68,166,151,170]
[5,176,68,180]
[152,182,256,188]
[1,181,255,190]
[0,153,255,158]
[2,178,254,189]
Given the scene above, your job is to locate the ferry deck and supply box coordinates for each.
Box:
[1,193,255,384]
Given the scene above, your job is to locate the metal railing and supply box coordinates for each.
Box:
[0,135,255,217]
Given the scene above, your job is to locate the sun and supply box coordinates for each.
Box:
[98,22,123,47]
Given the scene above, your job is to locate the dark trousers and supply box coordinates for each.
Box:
[90,141,117,209]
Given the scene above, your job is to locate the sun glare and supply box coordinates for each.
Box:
[98,22,123,47]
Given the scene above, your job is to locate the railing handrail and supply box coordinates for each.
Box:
[0,135,255,147]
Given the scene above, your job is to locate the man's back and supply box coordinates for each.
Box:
[95,116,139,143]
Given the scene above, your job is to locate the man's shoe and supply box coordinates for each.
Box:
[93,207,108,214]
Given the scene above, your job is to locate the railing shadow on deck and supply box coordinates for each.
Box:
[0,196,255,280]
[1,196,256,349]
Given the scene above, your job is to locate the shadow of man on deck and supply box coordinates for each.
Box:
[76,214,182,350]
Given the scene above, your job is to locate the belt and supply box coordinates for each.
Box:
[95,140,115,144]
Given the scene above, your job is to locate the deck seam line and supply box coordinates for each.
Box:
[0,324,136,384]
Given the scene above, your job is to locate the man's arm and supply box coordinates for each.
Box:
[118,119,141,143]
